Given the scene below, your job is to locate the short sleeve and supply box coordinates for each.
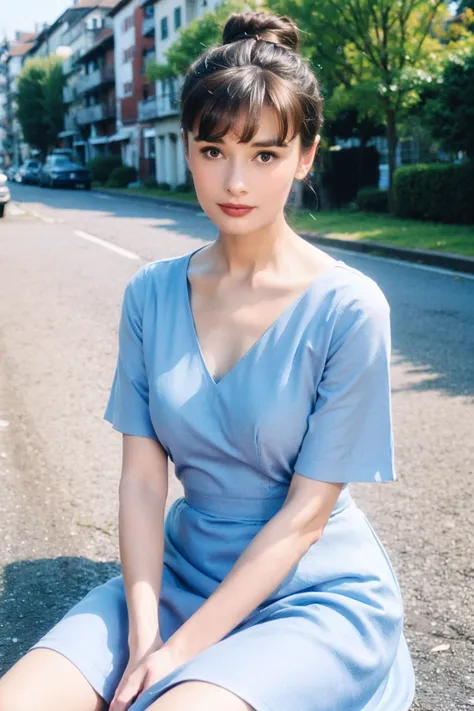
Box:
[104,269,158,440]
[293,281,396,484]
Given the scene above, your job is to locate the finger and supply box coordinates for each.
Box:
[111,671,144,711]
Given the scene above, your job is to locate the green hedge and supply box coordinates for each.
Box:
[356,188,389,213]
[87,156,122,185]
[106,165,138,188]
[393,162,474,224]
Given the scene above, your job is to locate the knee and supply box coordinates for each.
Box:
[0,686,30,711]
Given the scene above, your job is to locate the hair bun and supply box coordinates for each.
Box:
[222,11,299,52]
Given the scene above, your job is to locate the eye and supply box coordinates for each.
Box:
[200,147,221,159]
[257,151,278,164]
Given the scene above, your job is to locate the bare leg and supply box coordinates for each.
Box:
[147,681,255,711]
[0,649,106,711]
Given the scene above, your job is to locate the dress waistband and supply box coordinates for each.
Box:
[183,486,354,522]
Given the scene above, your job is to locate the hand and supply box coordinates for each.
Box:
[109,643,184,711]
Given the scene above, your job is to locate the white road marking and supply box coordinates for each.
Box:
[314,243,474,281]
[74,230,140,261]
[92,194,112,201]
[30,209,56,224]
[7,203,26,216]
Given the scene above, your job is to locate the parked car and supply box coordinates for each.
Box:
[17,158,42,185]
[0,173,11,217]
[39,154,92,190]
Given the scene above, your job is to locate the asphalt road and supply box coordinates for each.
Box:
[1,183,473,710]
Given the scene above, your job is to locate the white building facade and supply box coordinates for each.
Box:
[140,0,221,188]
[109,0,141,169]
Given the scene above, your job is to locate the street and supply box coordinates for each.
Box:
[0,183,473,710]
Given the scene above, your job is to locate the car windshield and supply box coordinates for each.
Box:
[52,157,71,167]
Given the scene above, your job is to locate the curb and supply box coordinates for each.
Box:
[300,232,474,276]
[93,188,474,276]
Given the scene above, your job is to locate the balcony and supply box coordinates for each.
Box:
[63,84,75,104]
[138,93,179,121]
[142,15,155,36]
[157,93,179,118]
[77,103,116,125]
[64,111,78,132]
[76,66,115,95]
[138,96,158,121]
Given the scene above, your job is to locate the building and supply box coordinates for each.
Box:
[108,0,156,177]
[0,41,9,169]
[74,30,117,160]
[142,0,221,188]
[56,1,119,162]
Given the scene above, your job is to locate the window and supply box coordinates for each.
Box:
[123,46,135,62]
[145,5,154,17]
[160,16,168,40]
[174,6,182,30]
[123,14,134,32]
[123,82,133,96]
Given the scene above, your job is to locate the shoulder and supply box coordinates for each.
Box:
[331,261,390,323]
[123,252,188,306]
[323,262,391,355]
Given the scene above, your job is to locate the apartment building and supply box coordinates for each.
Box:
[108,0,156,176]
[0,42,8,169]
[141,0,221,188]
[57,1,119,162]
[75,30,118,160]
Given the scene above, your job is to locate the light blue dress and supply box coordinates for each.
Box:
[30,245,416,710]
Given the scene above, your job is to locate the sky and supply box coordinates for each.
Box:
[1,0,71,42]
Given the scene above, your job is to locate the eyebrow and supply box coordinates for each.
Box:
[193,137,289,148]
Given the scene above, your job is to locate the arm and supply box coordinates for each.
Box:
[164,476,342,664]
[119,433,169,659]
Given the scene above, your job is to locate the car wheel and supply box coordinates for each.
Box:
[0,205,5,218]
[84,182,91,191]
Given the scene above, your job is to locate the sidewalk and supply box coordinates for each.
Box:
[93,187,474,276]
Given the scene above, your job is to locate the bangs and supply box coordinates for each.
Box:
[181,67,305,145]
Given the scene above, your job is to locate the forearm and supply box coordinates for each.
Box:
[164,495,325,663]
[119,479,166,656]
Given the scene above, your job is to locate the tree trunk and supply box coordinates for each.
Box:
[386,107,398,212]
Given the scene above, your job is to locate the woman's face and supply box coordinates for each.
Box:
[184,106,319,236]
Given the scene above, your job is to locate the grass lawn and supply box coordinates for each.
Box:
[95,185,474,258]
[290,209,474,258]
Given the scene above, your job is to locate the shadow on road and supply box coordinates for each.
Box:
[0,557,120,674]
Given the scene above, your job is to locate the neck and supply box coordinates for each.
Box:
[215,213,298,276]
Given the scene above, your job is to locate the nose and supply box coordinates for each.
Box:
[224,158,249,197]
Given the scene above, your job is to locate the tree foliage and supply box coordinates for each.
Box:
[16,56,65,157]
[267,0,474,190]
[423,50,474,159]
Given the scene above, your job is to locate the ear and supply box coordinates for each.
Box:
[295,135,320,180]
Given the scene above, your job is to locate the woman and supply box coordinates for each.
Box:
[0,11,416,711]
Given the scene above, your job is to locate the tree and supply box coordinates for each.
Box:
[268,0,474,196]
[16,56,65,158]
[423,51,474,159]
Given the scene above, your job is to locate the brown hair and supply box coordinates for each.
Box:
[180,11,324,152]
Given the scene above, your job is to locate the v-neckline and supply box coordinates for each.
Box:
[183,245,342,387]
